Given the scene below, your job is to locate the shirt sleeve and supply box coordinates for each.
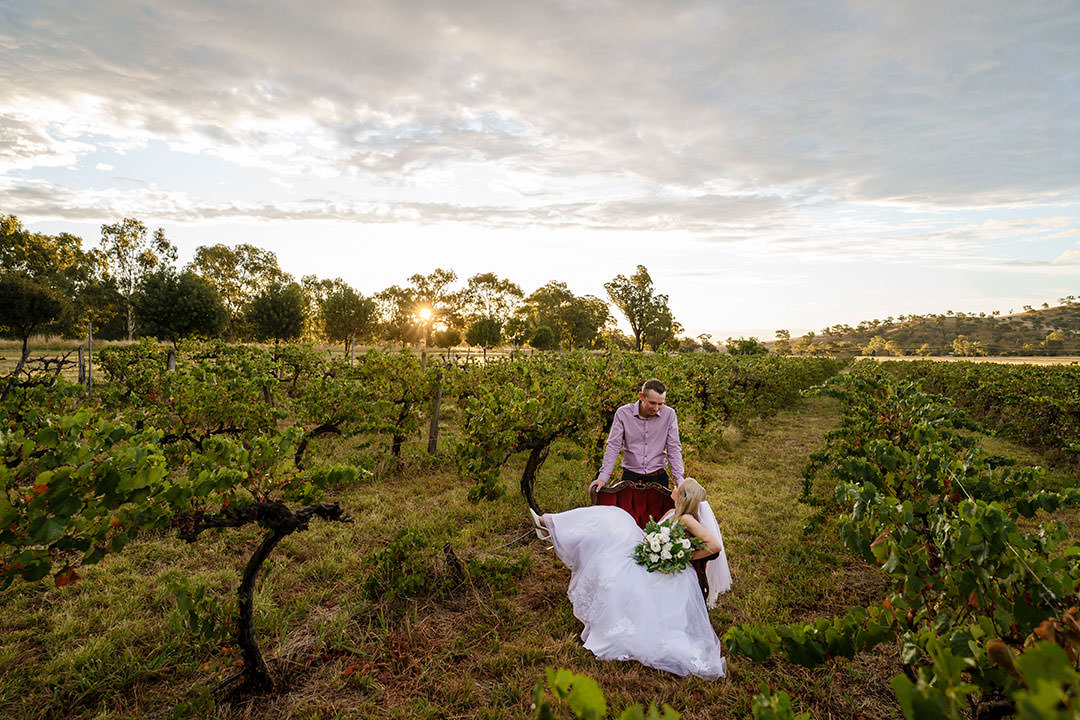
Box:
[597,407,625,483]
[666,408,685,483]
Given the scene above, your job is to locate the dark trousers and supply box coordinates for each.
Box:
[621,468,669,487]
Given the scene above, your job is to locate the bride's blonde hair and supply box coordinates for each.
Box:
[674,477,706,520]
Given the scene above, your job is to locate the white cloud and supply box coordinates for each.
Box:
[1054,246,1080,263]
[3,0,1080,337]
[2,1,1077,202]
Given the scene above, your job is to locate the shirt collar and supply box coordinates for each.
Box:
[634,401,663,419]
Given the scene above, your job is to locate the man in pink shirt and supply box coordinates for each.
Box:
[589,378,684,528]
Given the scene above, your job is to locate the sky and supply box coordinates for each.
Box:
[2,0,1079,339]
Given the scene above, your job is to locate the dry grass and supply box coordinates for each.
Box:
[12,392,1072,719]
[865,355,1080,366]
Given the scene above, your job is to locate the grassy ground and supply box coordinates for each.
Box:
[0,394,1074,719]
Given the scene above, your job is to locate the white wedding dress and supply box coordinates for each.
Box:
[546,505,728,679]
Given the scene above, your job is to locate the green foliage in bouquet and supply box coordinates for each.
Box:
[632,519,704,574]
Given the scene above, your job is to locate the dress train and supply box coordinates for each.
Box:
[546,505,727,679]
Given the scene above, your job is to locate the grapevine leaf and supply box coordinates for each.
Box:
[30,515,65,545]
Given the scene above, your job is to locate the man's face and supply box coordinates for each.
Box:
[638,389,666,417]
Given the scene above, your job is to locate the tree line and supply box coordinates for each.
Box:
[0,213,706,359]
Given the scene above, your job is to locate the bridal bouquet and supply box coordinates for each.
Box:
[633,519,704,573]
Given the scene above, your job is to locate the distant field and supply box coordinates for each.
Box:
[868,355,1080,366]
[3,338,1078,378]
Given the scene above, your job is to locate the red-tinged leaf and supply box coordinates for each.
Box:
[342,663,360,676]
[54,568,80,587]
[32,484,49,495]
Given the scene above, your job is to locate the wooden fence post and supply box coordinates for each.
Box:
[87,322,93,398]
[427,367,443,455]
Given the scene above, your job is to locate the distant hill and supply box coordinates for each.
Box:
[780,301,1080,357]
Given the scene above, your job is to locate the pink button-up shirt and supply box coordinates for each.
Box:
[597,401,684,485]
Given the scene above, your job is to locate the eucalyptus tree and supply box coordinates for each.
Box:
[457,272,523,326]
[189,243,286,339]
[407,268,460,343]
[726,336,769,356]
[300,275,337,344]
[245,282,307,347]
[604,265,678,352]
[640,301,681,351]
[374,285,418,347]
[529,325,557,351]
[321,283,377,360]
[773,330,791,355]
[134,269,228,346]
[0,273,63,376]
[512,281,610,350]
[98,218,177,340]
[466,316,502,358]
[1,214,99,335]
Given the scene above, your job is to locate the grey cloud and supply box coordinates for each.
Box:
[1,0,1079,220]
[0,113,85,170]
[0,177,791,233]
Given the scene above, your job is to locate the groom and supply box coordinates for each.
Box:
[589,378,684,528]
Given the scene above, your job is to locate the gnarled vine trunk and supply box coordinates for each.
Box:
[177,500,350,696]
[520,443,551,515]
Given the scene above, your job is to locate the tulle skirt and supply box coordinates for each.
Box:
[546,505,727,679]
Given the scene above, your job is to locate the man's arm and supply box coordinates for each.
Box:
[666,409,685,484]
[589,409,625,493]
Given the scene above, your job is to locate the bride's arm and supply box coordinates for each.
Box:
[679,514,723,559]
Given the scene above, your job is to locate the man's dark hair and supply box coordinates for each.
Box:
[641,378,666,395]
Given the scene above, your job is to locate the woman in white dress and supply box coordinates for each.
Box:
[533,478,730,679]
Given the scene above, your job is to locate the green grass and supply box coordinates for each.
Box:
[3,394,1075,719]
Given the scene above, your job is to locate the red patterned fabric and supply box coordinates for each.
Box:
[596,487,675,529]
[595,487,710,598]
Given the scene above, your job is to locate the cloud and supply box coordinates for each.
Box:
[2,0,1079,297]
[0,175,790,232]
[1054,245,1080,263]
[2,1,1078,200]
[0,112,96,172]
[957,259,1080,275]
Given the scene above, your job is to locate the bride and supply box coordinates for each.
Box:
[533,478,730,679]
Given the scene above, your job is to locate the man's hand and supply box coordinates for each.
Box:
[588,478,606,494]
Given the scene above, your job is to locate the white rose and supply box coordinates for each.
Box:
[650,539,661,552]
[681,538,691,548]
[662,542,673,553]
[659,526,671,538]
[649,553,659,563]
[660,549,672,560]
